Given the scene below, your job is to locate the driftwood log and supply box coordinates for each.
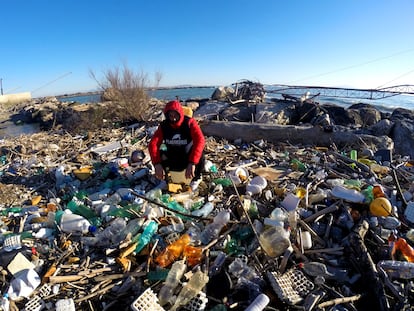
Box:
[200,120,393,150]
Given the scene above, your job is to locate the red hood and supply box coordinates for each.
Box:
[163,100,184,127]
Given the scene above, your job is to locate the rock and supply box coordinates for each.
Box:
[369,119,394,136]
[348,103,382,127]
[390,119,414,158]
[211,86,234,100]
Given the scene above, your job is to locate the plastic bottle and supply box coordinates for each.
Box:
[228,256,257,280]
[170,270,209,311]
[259,225,291,257]
[209,251,227,277]
[155,233,191,268]
[308,188,328,205]
[134,220,158,254]
[192,202,214,218]
[183,245,203,266]
[158,218,185,235]
[377,260,414,279]
[291,158,306,171]
[55,210,95,235]
[245,293,270,311]
[331,185,366,203]
[301,261,335,278]
[391,237,414,262]
[350,150,358,161]
[66,197,101,227]
[95,218,127,246]
[200,210,231,245]
[264,207,286,227]
[158,259,187,306]
[213,177,233,187]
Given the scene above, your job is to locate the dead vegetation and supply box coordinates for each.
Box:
[89,62,162,124]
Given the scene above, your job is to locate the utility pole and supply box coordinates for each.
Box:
[0,78,3,95]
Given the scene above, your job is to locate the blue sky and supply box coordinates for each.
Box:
[1,0,414,97]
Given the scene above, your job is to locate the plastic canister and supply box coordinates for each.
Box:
[259,226,291,257]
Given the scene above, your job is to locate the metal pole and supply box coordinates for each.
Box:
[0,78,3,95]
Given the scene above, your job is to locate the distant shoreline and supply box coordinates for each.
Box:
[55,85,217,99]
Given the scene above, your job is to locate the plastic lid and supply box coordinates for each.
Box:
[88,225,97,233]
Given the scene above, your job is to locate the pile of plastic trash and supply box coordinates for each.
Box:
[1,127,414,311]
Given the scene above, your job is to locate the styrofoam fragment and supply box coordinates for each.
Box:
[55,298,75,311]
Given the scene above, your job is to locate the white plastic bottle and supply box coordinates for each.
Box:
[55,210,94,234]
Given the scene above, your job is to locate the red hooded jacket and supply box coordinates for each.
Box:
[148,100,205,167]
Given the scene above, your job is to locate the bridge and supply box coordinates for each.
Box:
[265,84,414,100]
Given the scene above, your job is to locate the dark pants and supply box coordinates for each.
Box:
[161,151,205,181]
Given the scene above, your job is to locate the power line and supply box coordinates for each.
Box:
[31,72,72,94]
[376,68,414,89]
[287,48,414,84]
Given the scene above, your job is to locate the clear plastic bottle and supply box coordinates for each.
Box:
[158,259,187,306]
[377,260,414,279]
[264,207,286,227]
[158,217,185,235]
[331,185,366,203]
[170,270,209,311]
[200,210,230,245]
[209,251,227,277]
[192,202,214,218]
[95,217,127,246]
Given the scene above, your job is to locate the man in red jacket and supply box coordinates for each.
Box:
[148,100,205,190]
